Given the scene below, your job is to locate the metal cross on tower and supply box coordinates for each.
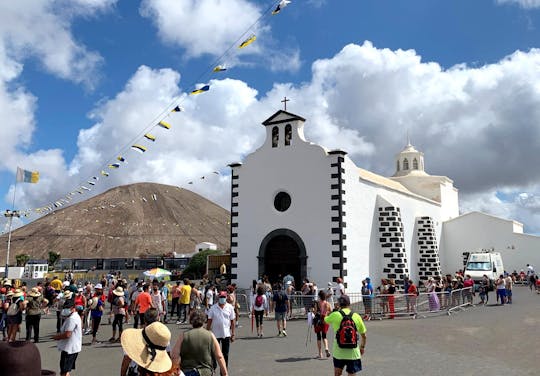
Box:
[281,97,290,111]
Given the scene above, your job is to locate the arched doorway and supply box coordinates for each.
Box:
[258,229,307,288]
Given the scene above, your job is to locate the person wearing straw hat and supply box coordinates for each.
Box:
[6,289,24,342]
[110,286,126,343]
[121,321,178,376]
[25,287,48,343]
[52,299,82,376]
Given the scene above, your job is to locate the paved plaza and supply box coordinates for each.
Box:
[32,286,539,376]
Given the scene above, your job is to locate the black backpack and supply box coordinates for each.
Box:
[336,310,359,349]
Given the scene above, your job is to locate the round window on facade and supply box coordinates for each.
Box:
[274,192,291,212]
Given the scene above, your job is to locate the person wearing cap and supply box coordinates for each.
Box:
[325,282,335,309]
[206,290,236,367]
[25,287,48,343]
[121,321,177,376]
[324,295,367,375]
[360,279,372,320]
[52,299,82,376]
[172,309,228,376]
[90,284,105,345]
[6,289,25,342]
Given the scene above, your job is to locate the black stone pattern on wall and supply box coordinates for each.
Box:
[416,216,441,281]
[329,151,347,282]
[229,165,240,281]
[377,206,409,287]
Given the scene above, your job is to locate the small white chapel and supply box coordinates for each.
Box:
[228,110,540,291]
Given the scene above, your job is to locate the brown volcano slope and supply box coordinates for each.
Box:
[1,182,230,259]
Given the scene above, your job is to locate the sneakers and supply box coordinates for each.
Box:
[282,330,287,337]
[325,349,331,357]
[277,331,284,337]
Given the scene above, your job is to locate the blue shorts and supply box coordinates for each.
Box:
[333,358,362,374]
[275,311,286,321]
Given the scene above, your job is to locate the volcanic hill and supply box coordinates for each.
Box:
[1,182,230,260]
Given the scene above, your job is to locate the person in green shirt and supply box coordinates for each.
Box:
[324,295,367,375]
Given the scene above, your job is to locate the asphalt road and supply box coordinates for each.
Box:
[31,286,539,376]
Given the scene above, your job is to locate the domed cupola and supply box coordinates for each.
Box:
[392,138,426,177]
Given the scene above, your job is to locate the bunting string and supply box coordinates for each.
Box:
[15,0,293,218]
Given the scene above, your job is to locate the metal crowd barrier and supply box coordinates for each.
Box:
[234,287,474,320]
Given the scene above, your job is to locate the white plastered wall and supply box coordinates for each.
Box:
[441,211,540,273]
[233,119,335,289]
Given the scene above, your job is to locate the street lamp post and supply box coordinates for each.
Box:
[4,209,20,278]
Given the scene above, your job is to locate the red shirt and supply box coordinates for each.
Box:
[135,292,153,313]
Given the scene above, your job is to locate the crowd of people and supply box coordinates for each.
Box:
[0,264,538,375]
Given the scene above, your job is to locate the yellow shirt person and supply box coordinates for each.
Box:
[180,280,191,305]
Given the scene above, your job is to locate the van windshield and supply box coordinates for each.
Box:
[466,262,491,271]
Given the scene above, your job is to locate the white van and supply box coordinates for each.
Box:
[464,252,504,287]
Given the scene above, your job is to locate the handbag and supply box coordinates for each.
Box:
[183,369,200,376]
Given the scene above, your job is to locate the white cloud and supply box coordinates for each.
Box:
[139,0,263,58]
[6,41,540,233]
[0,1,115,88]
[0,0,117,198]
[139,0,302,73]
[496,0,540,8]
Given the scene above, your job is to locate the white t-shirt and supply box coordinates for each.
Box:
[207,303,235,339]
[58,312,82,354]
[335,283,345,298]
[151,291,164,313]
[206,289,215,306]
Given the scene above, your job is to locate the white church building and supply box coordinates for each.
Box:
[228,110,540,290]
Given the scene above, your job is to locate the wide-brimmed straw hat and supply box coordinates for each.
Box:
[113,286,124,296]
[121,322,171,373]
[87,297,99,310]
[13,289,24,298]
[63,291,73,300]
[28,287,41,298]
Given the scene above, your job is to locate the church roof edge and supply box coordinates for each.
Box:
[262,110,306,126]
[443,210,523,227]
[358,168,440,206]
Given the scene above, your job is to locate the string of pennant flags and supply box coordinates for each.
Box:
[14,0,293,219]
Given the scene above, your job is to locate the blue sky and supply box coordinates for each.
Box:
[3,0,540,233]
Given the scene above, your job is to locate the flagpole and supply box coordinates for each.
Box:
[4,173,19,278]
